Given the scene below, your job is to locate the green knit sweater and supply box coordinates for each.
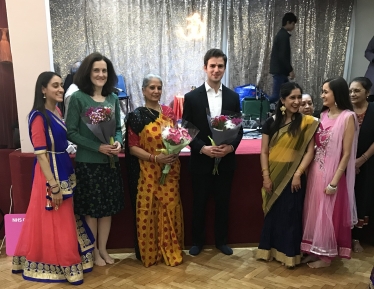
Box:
[66,90,123,164]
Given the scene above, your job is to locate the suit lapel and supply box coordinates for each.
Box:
[221,85,229,114]
[199,84,210,115]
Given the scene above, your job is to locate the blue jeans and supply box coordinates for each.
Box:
[269,74,289,103]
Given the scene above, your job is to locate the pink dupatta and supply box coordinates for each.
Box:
[323,110,358,228]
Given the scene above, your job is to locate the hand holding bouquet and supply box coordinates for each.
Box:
[83,106,117,168]
[158,120,199,184]
[207,111,242,175]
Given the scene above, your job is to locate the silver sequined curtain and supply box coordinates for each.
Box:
[227,0,354,109]
[50,0,223,109]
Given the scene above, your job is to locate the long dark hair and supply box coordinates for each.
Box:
[74,52,117,96]
[31,71,61,126]
[271,82,303,137]
[321,77,353,112]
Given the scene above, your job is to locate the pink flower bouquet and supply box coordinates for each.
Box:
[208,112,243,175]
[83,106,116,168]
[158,121,199,184]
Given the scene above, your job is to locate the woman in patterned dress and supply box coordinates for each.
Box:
[301,77,358,268]
[12,72,94,284]
[125,74,183,267]
[66,52,124,266]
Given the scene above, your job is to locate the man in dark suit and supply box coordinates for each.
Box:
[269,12,298,104]
[182,48,243,256]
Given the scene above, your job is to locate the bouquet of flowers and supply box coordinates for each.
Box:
[82,106,116,168]
[158,120,199,184]
[207,111,243,175]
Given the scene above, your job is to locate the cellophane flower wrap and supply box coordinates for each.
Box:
[158,120,199,184]
[82,106,116,168]
[207,111,243,175]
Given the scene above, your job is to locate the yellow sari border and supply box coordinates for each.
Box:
[262,115,319,215]
[256,248,301,267]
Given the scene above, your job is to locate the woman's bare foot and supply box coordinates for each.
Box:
[94,250,106,266]
[100,250,115,264]
[301,254,319,264]
[352,240,364,253]
[307,260,331,268]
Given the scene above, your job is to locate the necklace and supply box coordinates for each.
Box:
[145,104,163,116]
[354,101,368,115]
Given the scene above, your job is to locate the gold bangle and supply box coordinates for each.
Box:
[262,174,270,177]
[337,168,345,171]
[261,168,269,172]
[362,154,368,161]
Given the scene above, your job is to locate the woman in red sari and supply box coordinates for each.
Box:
[12,72,94,284]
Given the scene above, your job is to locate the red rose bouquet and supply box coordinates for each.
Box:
[207,112,242,175]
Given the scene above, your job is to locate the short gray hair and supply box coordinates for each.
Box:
[302,93,313,103]
[142,74,163,88]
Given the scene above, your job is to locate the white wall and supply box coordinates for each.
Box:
[349,0,374,80]
[5,0,54,153]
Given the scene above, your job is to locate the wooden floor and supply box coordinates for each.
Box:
[0,244,372,289]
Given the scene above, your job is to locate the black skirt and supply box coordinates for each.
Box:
[74,162,125,218]
[257,175,306,266]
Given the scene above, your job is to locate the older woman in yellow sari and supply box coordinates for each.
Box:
[256,82,319,268]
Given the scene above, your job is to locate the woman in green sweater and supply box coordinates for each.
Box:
[66,52,124,266]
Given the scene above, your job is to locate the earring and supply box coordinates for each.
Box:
[280,105,286,115]
[43,93,46,99]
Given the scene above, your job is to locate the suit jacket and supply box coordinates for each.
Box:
[269,28,293,76]
[365,36,374,95]
[183,83,243,174]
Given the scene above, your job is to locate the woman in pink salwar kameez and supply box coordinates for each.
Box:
[301,77,358,268]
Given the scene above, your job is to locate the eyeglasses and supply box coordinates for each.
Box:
[349,89,363,94]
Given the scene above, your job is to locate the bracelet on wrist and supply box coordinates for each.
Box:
[261,168,269,172]
[361,154,368,161]
[327,183,337,191]
[51,187,60,195]
[294,170,303,176]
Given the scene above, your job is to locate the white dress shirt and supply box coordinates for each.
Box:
[205,82,222,117]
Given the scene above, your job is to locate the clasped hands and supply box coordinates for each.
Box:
[156,153,178,165]
[99,141,122,156]
[202,144,233,158]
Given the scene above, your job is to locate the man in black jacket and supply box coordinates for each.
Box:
[269,12,298,104]
[183,49,243,256]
